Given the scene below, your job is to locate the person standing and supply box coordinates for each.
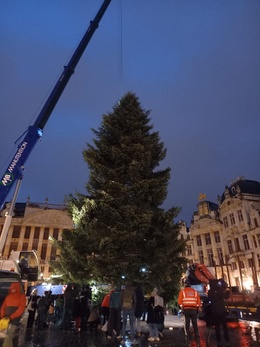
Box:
[178,280,201,347]
[62,284,75,331]
[26,288,39,329]
[80,285,91,331]
[208,279,230,347]
[73,295,82,332]
[120,282,137,344]
[154,291,165,338]
[107,285,121,340]
[54,295,63,325]
[0,282,26,347]
[36,295,48,330]
[146,289,162,342]
[134,285,144,336]
[101,289,114,326]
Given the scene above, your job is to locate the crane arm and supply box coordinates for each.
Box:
[0,0,111,210]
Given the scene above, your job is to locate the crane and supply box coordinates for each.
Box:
[0,0,111,269]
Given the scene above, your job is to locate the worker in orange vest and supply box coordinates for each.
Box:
[178,280,201,347]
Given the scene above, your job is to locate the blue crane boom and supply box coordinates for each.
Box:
[0,0,111,210]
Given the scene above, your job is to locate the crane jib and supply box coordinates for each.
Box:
[0,0,111,210]
[0,126,42,199]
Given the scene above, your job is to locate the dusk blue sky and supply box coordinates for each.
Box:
[1,1,259,225]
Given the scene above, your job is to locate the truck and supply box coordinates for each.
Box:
[0,250,40,282]
[0,0,112,285]
[186,263,257,321]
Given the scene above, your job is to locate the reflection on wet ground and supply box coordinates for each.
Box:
[16,314,260,347]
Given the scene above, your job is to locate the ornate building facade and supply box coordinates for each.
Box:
[0,200,73,280]
[180,178,260,291]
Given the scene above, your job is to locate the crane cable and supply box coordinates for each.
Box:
[118,0,123,100]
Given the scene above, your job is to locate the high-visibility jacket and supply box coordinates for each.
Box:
[178,287,201,310]
[101,290,114,308]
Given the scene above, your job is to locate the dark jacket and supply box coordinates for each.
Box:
[146,296,164,324]
[109,287,121,309]
[208,287,230,315]
[63,285,74,308]
[135,286,144,318]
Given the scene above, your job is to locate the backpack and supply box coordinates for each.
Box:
[37,297,46,310]
[122,290,133,309]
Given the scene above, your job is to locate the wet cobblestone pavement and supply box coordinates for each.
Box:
[15,314,260,347]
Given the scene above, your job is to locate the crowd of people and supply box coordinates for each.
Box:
[101,282,164,345]
[25,284,93,332]
[24,281,165,345]
[2,277,260,347]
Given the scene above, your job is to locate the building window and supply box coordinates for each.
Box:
[43,227,50,240]
[186,245,192,256]
[223,217,228,228]
[234,238,241,252]
[242,234,250,251]
[239,261,245,269]
[257,254,260,267]
[257,234,260,247]
[253,235,258,248]
[22,243,29,251]
[231,262,237,271]
[237,210,244,222]
[9,242,18,255]
[50,246,57,261]
[217,247,224,265]
[41,244,47,260]
[198,250,204,264]
[53,228,59,240]
[12,226,21,238]
[254,218,259,228]
[24,226,31,239]
[248,258,254,268]
[196,235,202,247]
[34,227,40,239]
[205,233,211,245]
[230,213,235,226]
[207,248,214,267]
[227,239,233,254]
[214,231,221,243]
[32,239,39,250]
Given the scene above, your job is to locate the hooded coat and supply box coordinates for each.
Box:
[0,282,26,325]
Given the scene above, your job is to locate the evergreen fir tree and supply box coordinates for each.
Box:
[55,92,186,300]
